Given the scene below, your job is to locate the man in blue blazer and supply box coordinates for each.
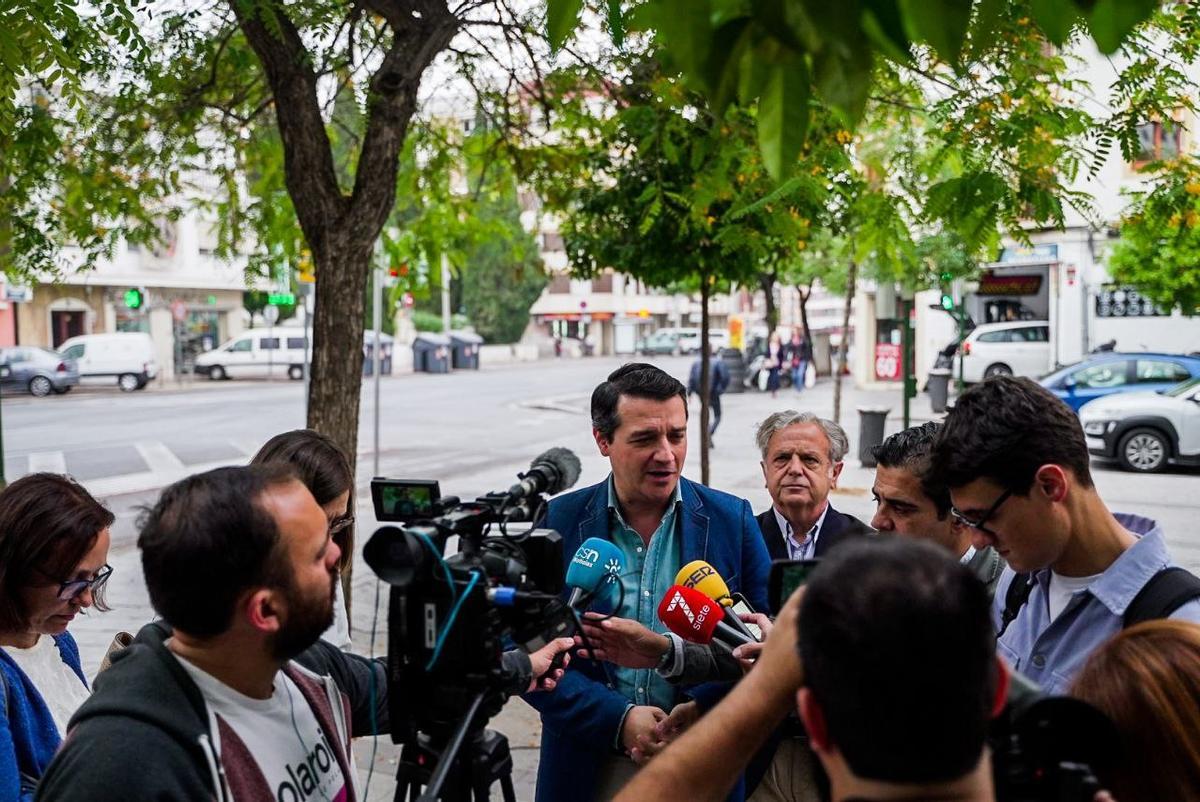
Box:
[525,363,771,802]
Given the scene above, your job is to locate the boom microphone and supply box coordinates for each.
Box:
[658,585,753,651]
[565,537,623,610]
[674,560,759,643]
[508,447,582,500]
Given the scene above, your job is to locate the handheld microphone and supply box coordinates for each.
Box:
[508,447,582,501]
[564,537,623,610]
[657,585,753,650]
[674,560,760,643]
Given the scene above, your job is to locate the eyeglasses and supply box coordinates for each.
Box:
[44,564,113,602]
[329,515,355,536]
[950,490,1012,537]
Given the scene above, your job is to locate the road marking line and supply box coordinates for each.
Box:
[27,451,67,474]
[134,441,186,476]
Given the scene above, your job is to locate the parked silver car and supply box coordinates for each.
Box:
[0,346,80,397]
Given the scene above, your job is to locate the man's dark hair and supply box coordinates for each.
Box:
[0,473,114,631]
[590,363,688,440]
[929,375,1093,494]
[139,464,298,638]
[872,421,950,517]
[799,538,996,784]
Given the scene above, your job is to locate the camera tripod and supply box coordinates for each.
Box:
[393,690,517,802]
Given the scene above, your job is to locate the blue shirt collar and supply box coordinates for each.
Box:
[605,474,683,528]
[1032,513,1169,617]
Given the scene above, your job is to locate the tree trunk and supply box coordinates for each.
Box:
[230,0,459,620]
[758,271,778,335]
[832,261,858,424]
[699,275,711,487]
[798,280,814,350]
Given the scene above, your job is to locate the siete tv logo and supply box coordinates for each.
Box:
[664,591,710,632]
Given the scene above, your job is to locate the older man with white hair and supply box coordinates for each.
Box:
[755,411,873,562]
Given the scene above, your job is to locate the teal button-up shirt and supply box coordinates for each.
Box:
[605,475,683,715]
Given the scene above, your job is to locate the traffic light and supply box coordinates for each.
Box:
[938,272,956,313]
[124,288,145,309]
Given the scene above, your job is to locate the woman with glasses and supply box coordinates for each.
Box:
[0,473,113,799]
[251,429,355,650]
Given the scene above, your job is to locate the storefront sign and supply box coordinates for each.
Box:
[874,343,902,382]
[998,244,1059,264]
[978,271,1043,296]
[3,284,32,303]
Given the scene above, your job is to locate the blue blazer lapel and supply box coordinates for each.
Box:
[575,482,611,546]
[679,478,710,563]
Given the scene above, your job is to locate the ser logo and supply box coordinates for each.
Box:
[682,565,715,588]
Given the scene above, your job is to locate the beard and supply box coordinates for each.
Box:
[271,569,337,661]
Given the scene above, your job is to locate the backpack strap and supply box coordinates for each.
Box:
[1124,567,1200,628]
[998,572,1033,638]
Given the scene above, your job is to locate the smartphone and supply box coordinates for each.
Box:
[728,595,763,640]
[768,559,821,611]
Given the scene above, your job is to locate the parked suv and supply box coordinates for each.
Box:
[0,347,79,397]
[1080,376,1200,473]
[956,320,1051,383]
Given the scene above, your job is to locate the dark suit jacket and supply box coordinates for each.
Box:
[525,476,771,802]
[756,504,874,561]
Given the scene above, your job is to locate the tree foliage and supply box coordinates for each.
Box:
[547,0,1161,181]
[1108,158,1200,313]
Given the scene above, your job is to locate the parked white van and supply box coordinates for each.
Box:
[194,327,309,380]
[58,332,159,392]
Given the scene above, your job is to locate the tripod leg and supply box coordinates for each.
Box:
[500,775,516,802]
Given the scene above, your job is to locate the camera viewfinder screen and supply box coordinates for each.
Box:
[379,482,438,520]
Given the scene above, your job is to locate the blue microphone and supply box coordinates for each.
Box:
[565,537,623,610]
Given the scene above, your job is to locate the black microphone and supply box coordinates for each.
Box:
[508,447,582,500]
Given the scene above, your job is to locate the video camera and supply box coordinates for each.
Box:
[362,447,582,802]
[991,672,1119,802]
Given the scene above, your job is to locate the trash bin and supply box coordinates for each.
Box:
[720,348,746,394]
[927,368,952,413]
[449,330,483,370]
[364,332,395,376]
[412,333,451,374]
[857,406,891,467]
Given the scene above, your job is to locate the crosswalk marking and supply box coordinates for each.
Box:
[134,441,186,475]
[27,451,67,475]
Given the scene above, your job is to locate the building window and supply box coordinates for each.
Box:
[542,232,564,252]
[1134,120,1181,163]
[549,274,571,294]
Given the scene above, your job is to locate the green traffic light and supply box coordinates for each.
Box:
[940,294,955,311]
[124,288,143,309]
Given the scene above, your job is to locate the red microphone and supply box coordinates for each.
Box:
[658,585,754,650]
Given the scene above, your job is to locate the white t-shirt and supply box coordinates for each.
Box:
[174,656,347,802]
[1048,572,1101,621]
[4,636,90,736]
